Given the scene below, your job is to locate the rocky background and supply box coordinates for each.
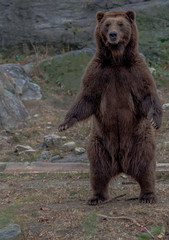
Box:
[0,0,168,60]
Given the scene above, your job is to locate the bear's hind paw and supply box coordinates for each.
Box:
[87,195,107,205]
[139,192,157,204]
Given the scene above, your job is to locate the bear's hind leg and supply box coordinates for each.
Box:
[87,137,117,205]
[126,129,157,204]
[129,143,157,204]
[137,166,157,204]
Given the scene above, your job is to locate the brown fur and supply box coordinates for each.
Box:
[59,10,162,205]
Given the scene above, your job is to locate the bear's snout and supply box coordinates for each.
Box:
[109,31,117,40]
[108,31,119,44]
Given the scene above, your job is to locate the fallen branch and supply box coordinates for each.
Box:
[97,194,127,205]
[114,194,126,200]
[97,214,155,239]
[126,197,139,201]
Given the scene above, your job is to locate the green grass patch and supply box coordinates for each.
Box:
[39,50,92,93]
[138,224,164,240]
[147,60,169,88]
[2,158,11,162]
[83,210,99,237]
[0,173,9,178]
[137,4,169,63]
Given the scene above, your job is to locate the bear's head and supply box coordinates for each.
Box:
[95,10,138,64]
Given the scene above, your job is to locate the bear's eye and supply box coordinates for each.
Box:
[118,23,123,27]
[105,23,110,28]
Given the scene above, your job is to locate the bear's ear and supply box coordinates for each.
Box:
[96,11,105,22]
[126,10,136,22]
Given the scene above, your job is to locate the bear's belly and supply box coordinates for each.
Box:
[99,89,135,132]
[95,90,143,165]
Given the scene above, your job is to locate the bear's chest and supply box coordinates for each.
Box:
[101,67,135,109]
[99,71,136,131]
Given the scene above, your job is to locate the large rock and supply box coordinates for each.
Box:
[63,142,76,151]
[0,0,168,61]
[15,145,36,154]
[0,64,41,130]
[0,85,29,130]
[0,64,41,100]
[0,219,21,239]
[44,134,62,147]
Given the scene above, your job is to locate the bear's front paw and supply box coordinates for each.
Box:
[58,117,77,132]
[148,110,162,130]
[58,123,69,132]
[139,192,157,204]
[150,118,159,129]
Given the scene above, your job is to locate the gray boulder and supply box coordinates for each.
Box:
[0,64,41,130]
[44,135,62,147]
[75,147,86,155]
[0,64,41,100]
[0,85,29,130]
[162,103,169,110]
[0,222,21,239]
[41,151,51,159]
[63,142,76,151]
[15,145,36,154]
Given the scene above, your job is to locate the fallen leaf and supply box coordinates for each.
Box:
[13,196,20,200]
[157,234,164,239]
[38,217,49,223]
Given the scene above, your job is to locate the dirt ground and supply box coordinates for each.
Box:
[0,172,169,240]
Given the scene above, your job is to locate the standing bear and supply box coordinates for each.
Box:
[59,10,162,205]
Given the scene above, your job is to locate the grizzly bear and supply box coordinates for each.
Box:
[59,10,162,205]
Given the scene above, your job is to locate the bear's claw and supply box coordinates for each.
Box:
[58,117,77,132]
[58,124,68,132]
[139,192,157,204]
[150,118,158,129]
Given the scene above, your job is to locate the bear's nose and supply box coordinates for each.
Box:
[109,31,117,40]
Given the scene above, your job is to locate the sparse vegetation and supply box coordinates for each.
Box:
[83,210,99,237]
[137,224,165,240]
[39,51,92,94]
[137,5,169,63]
